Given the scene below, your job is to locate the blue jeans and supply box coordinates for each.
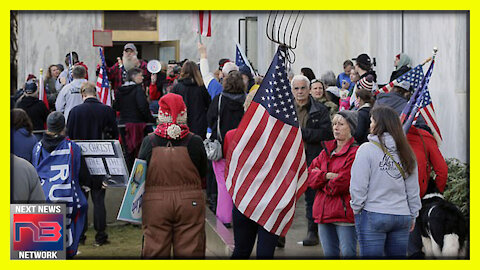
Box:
[318,223,357,258]
[355,210,413,258]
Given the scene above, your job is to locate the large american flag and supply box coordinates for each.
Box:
[225,47,308,237]
[374,64,424,96]
[193,11,211,37]
[402,59,442,144]
[96,47,111,106]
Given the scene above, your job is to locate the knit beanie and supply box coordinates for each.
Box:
[46,111,65,134]
[358,75,374,91]
[157,93,187,139]
[337,110,358,137]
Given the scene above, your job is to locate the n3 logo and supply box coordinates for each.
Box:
[14,222,62,242]
[13,214,64,251]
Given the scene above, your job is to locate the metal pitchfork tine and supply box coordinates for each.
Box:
[266,11,304,63]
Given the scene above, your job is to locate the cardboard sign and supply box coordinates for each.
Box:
[117,159,147,224]
[74,140,128,187]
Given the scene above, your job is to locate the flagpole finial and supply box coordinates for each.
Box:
[433,47,438,57]
[40,68,43,75]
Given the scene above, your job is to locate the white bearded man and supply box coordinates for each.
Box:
[100,43,151,92]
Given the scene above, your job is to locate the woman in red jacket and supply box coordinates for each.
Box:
[406,125,448,258]
[308,110,359,258]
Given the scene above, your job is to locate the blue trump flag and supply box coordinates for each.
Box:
[32,139,87,258]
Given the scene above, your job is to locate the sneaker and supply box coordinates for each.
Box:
[93,240,110,247]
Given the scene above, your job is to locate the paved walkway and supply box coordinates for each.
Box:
[206,194,325,259]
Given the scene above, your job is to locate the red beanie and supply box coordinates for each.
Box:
[157,93,187,125]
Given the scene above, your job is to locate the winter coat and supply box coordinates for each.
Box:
[12,154,45,203]
[15,96,49,131]
[375,92,427,127]
[390,65,411,82]
[113,83,155,124]
[350,133,421,218]
[308,137,358,224]
[314,96,338,120]
[67,98,119,140]
[207,92,245,146]
[302,96,334,166]
[406,126,448,198]
[171,78,211,139]
[13,128,38,163]
[353,104,371,145]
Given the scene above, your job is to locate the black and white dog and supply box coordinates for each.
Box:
[417,179,467,258]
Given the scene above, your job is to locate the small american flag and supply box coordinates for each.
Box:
[235,42,255,76]
[193,11,211,37]
[225,47,308,237]
[96,47,111,106]
[403,59,442,144]
[375,64,424,96]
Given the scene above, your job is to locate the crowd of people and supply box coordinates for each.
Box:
[11,42,449,259]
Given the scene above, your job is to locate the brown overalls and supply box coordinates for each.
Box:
[142,134,206,259]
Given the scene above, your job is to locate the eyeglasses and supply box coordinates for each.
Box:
[310,79,322,84]
[293,86,307,90]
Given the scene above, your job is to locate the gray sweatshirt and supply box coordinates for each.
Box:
[349,133,421,218]
[55,78,87,122]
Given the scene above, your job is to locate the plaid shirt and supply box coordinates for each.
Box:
[105,59,150,91]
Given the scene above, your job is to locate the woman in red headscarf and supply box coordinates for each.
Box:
[138,93,208,259]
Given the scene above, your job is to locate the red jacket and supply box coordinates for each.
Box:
[407,126,448,197]
[308,137,358,224]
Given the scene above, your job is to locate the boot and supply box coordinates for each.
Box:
[302,221,319,246]
[277,236,286,248]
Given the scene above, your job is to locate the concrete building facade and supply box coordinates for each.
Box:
[15,11,468,162]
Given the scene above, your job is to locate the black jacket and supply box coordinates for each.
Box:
[389,65,411,82]
[207,92,245,145]
[67,98,119,140]
[15,96,50,131]
[171,78,211,139]
[302,96,334,165]
[354,105,371,145]
[113,83,155,124]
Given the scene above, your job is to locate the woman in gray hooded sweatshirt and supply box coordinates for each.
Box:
[350,106,421,258]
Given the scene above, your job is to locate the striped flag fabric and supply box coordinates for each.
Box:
[38,71,49,110]
[225,46,308,237]
[416,88,443,144]
[193,11,212,37]
[374,64,424,96]
[402,59,442,144]
[96,47,111,106]
[235,41,256,76]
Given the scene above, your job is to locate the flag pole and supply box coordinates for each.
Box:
[197,12,202,44]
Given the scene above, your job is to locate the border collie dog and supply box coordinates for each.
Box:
[417,179,468,258]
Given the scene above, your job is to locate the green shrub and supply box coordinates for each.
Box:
[443,158,469,217]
